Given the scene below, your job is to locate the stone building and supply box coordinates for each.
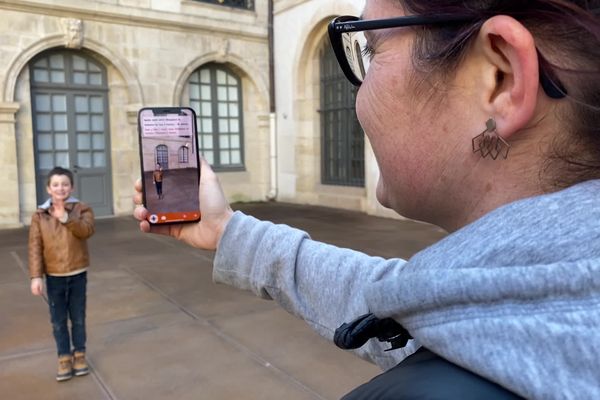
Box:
[273,0,396,219]
[1,0,395,229]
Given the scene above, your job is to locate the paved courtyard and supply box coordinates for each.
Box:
[0,202,446,400]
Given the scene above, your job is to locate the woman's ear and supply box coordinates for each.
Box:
[474,15,540,140]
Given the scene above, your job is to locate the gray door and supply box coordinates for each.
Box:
[30,51,113,216]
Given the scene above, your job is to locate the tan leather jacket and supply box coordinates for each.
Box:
[28,201,95,278]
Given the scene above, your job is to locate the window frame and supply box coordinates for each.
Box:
[188,63,245,172]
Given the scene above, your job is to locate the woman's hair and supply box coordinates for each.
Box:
[400,0,600,188]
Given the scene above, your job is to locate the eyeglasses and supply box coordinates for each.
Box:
[328,15,566,99]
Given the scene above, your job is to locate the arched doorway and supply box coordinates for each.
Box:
[30,49,113,215]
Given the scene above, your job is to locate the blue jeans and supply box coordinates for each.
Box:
[46,272,87,357]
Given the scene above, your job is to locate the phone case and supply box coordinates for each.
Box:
[137,107,201,224]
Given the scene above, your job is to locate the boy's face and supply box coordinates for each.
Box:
[46,174,73,203]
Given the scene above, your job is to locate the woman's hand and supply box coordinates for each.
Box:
[31,278,43,296]
[133,158,234,251]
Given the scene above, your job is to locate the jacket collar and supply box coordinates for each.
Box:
[38,197,79,210]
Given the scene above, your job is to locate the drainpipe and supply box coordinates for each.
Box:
[266,0,278,201]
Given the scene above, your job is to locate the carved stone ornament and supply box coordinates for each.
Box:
[62,18,84,49]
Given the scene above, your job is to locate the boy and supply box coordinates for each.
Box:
[28,167,95,381]
[153,162,163,199]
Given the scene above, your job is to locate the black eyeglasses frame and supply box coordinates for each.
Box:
[327,15,566,99]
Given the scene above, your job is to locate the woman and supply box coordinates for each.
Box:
[134,1,599,398]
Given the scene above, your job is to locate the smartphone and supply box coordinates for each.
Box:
[137,107,201,224]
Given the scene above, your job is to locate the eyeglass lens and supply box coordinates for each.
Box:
[341,31,370,83]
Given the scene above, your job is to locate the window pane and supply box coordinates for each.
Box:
[201,119,212,133]
[35,95,50,112]
[33,69,49,82]
[78,152,91,168]
[49,54,64,68]
[90,97,103,112]
[203,150,214,165]
[74,72,87,84]
[73,55,86,70]
[202,134,213,150]
[55,151,69,167]
[39,153,53,169]
[231,150,241,164]
[36,115,51,131]
[220,150,230,165]
[218,103,228,117]
[92,133,105,150]
[93,152,105,167]
[200,69,210,84]
[75,96,88,112]
[190,101,200,115]
[228,87,238,101]
[50,71,65,83]
[229,103,239,117]
[37,134,52,150]
[189,72,199,84]
[89,73,102,85]
[217,87,227,101]
[77,133,90,150]
[201,85,211,100]
[52,95,67,112]
[219,118,228,133]
[219,135,230,149]
[201,102,211,117]
[230,119,239,133]
[53,114,68,131]
[216,70,226,84]
[189,84,200,99]
[227,74,237,85]
[76,115,89,131]
[55,133,68,150]
[91,115,104,131]
[88,62,101,72]
[230,135,240,148]
[34,58,48,68]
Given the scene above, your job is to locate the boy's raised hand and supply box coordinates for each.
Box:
[31,277,43,296]
[133,158,233,251]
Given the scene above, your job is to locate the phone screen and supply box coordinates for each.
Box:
[138,107,200,224]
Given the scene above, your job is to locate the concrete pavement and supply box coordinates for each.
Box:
[0,202,446,400]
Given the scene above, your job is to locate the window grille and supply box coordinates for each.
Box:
[319,41,365,187]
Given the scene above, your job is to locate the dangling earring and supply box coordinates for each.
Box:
[472,118,510,160]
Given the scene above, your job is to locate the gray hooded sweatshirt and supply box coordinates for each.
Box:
[214,179,600,399]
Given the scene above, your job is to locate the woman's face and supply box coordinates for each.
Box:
[356,0,475,224]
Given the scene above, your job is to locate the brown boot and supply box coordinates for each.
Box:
[56,355,73,381]
[72,351,89,376]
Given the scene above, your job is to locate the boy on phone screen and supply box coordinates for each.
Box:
[153,162,164,199]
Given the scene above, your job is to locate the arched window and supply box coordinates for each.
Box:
[155,145,168,169]
[188,63,244,170]
[319,40,365,187]
[179,146,189,163]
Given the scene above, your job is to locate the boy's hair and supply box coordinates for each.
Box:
[46,167,74,186]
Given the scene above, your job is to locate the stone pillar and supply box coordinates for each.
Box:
[0,102,23,228]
